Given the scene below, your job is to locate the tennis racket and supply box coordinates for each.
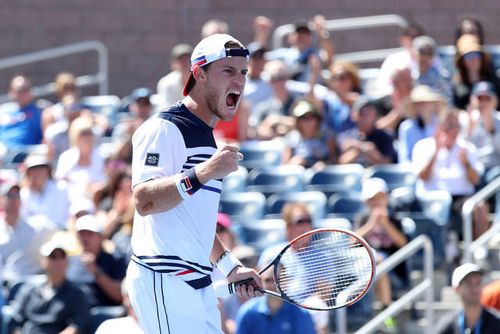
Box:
[215,228,375,311]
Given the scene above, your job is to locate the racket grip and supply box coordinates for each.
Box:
[228,278,254,294]
[214,278,256,298]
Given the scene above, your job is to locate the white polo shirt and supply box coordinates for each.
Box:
[131,103,222,287]
[412,137,484,196]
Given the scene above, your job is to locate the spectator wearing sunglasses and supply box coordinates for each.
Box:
[453,34,500,110]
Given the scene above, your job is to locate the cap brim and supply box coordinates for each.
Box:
[183,73,195,96]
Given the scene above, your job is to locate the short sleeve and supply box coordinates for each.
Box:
[131,118,186,188]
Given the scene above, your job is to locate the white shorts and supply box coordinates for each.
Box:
[126,260,223,334]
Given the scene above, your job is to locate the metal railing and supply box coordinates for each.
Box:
[462,176,500,262]
[0,40,108,103]
[272,14,408,65]
[335,235,434,334]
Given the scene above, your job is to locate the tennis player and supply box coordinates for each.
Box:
[127,34,263,333]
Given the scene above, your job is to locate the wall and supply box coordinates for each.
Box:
[1,0,500,99]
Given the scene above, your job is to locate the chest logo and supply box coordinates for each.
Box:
[145,153,160,166]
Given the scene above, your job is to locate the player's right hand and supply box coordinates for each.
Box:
[196,145,243,182]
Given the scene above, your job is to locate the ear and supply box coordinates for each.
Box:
[192,65,207,82]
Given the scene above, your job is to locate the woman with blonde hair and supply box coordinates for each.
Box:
[54,116,106,201]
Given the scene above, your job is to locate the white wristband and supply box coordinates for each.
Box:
[216,251,242,277]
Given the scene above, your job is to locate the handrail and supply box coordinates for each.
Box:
[272,14,407,50]
[0,40,108,103]
[462,176,500,262]
[335,235,434,334]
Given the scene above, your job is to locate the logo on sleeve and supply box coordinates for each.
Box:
[145,153,160,166]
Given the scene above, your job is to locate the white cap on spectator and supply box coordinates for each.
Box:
[69,197,96,216]
[75,214,103,234]
[361,177,388,200]
[452,263,483,288]
[40,240,67,257]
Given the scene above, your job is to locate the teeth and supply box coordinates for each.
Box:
[229,90,240,95]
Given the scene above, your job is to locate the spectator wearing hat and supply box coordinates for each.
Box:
[412,36,453,104]
[0,179,55,288]
[20,154,70,230]
[41,71,79,130]
[355,178,409,321]
[157,43,194,107]
[66,214,127,308]
[338,98,397,167]
[9,240,92,334]
[453,34,500,110]
[283,100,336,169]
[438,263,500,334]
[398,85,446,164]
[459,81,500,172]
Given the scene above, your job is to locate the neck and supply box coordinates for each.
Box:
[267,295,284,313]
[183,95,217,127]
[5,214,18,227]
[47,275,65,287]
[464,304,482,327]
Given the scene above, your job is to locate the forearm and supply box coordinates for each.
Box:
[464,162,480,185]
[418,153,437,181]
[210,234,229,264]
[382,221,407,248]
[133,175,183,216]
[94,270,123,303]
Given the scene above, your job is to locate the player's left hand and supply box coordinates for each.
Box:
[227,266,263,299]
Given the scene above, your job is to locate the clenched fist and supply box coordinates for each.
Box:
[195,145,243,183]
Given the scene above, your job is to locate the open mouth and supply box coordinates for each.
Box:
[226,91,241,108]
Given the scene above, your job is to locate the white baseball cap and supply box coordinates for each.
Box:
[451,263,483,288]
[183,34,249,96]
[40,240,67,257]
[75,214,103,234]
[361,177,388,200]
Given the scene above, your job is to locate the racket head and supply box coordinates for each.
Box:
[272,228,375,311]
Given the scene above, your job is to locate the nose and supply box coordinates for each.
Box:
[234,72,246,87]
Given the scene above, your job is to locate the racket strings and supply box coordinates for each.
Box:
[276,230,373,309]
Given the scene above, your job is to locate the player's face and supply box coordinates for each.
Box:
[203,57,248,122]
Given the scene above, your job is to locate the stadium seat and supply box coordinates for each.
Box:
[417,190,452,226]
[221,166,248,194]
[326,193,367,222]
[2,144,48,169]
[236,219,286,253]
[219,192,266,223]
[304,164,364,197]
[364,164,417,192]
[266,191,328,221]
[238,140,284,170]
[246,165,305,198]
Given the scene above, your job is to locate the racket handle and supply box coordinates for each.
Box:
[213,278,256,298]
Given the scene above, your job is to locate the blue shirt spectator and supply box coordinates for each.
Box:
[235,296,316,334]
[0,75,43,148]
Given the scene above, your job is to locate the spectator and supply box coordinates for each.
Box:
[55,116,106,201]
[0,179,55,288]
[459,81,500,173]
[251,60,298,139]
[112,88,154,163]
[398,85,446,164]
[19,154,70,230]
[66,214,126,308]
[235,264,316,334]
[338,99,397,166]
[214,100,251,144]
[9,240,92,334]
[412,109,488,239]
[355,177,409,328]
[41,71,79,129]
[283,100,336,169]
[454,17,485,45]
[95,280,143,334]
[266,19,320,82]
[201,19,229,38]
[323,60,361,135]
[453,34,500,110]
[375,66,414,134]
[156,44,193,107]
[439,263,500,333]
[0,75,43,148]
[412,36,453,103]
[258,203,329,333]
[375,21,424,96]
[242,42,273,114]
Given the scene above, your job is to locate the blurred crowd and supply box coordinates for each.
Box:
[0,14,499,334]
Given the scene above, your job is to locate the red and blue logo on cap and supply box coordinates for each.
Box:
[192,55,208,70]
